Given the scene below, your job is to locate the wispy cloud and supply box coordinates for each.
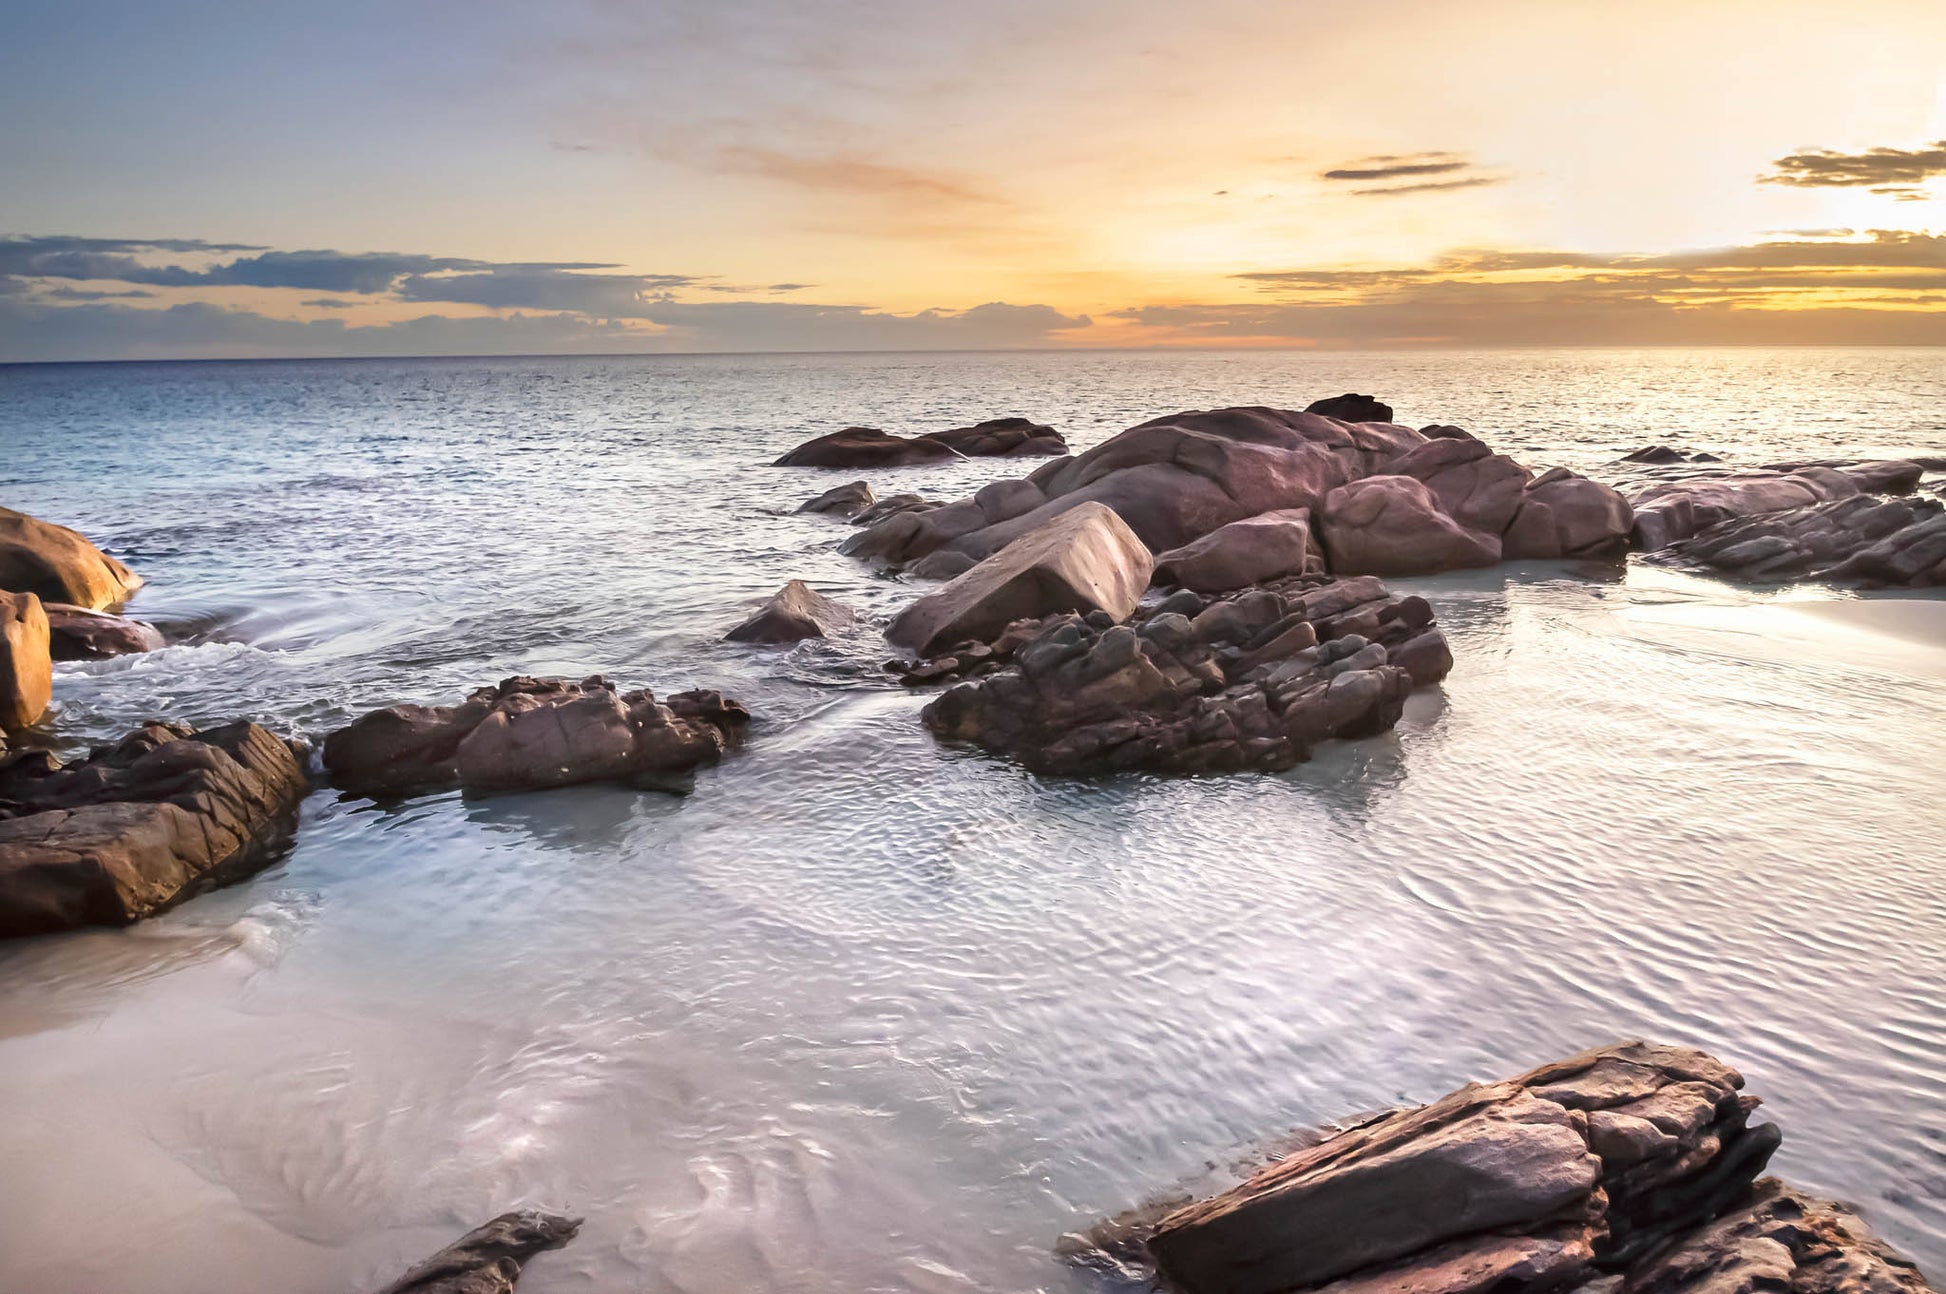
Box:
[1761,139,1946,188]
[1320,152,1508,198]
[1321,154,1470,182]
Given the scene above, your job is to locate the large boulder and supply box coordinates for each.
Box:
[0,720,309,937]
[724,580,855,643]
[1392,437,1532,537]
[1319,476,1502,575]
[1306,393,1395,423]
[918,575,1450,774]
[1152,509,1323,593]
[323,676,750,798]
[796,480,875,517]
[774,426,959,468]
[372,1211,582,1294]
[42,603,165,660]
[919,417,1068,457]
[1501,468,1634,560]
[0,507,143,610]
[886,503,1154,658]
[1,591,52,732]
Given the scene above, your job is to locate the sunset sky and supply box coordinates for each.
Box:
[3,0,1944,360]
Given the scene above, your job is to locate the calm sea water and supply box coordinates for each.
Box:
[1,349,1943,1294]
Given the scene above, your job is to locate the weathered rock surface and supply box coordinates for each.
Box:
[1628,462,1924,550]
[1503,468,1637,560]
[0,507,144,610]
[0,719,309,937]
[1658,494,1946,586]
[917,574,1450,774]
[1307,393,1395,423]
[887,503,1154,658]
[774,426,959,468]
[724,580,855,643]
[1320,476,1502,574]
[42,602,165,660]
[372,1211,582,1294]
[920,416,1068,457]
[796,480,875,516]
[323,676,750,798]
[1143,1042,1800,1294]
[849,492,937,528]
[1,590,52,732]
[1153,509,1323,593]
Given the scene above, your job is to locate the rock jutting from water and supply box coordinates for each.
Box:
[1656,493,1945,586]
[371,1211,582,1294]
[0,505,144,611]
[41,602,165,660]
[795,480,876,517]
[920,416,1069,458]
[773,417,1068,467]
[0,590,52,732]
[724,579,855,643]
[0,719,309,937]
[1626,460,1925,550]
[1095,1041,1931,1294]
[1304,393,1395,423]
[917,574,1451,775]
[322,675,750,799]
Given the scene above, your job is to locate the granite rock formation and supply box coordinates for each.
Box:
[0,506,144,611]
[1627,461,1924,550]
[1657,494,1945,586]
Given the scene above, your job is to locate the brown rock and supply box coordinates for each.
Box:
[42,602,165,660]
[773,426,959,468]
[0,507,144,611]
[372,1211,582,1294]
[1153,509,1323,593]
[1502,469,1634,560]
[1319,476,1501,575]
[724,580,855,643]
[0,591,52,731]
[919,417,1068,457]
[1306,393,1395,423]
[796,480,875,516]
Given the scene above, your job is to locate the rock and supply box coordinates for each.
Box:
[774,426,960,468]
[1392,437,1532,537]
[909,549,978,581]
[1153,509,1323,593]
[1420,424,1479,442]
[0,507,144,611]
[724,580,855,643]
[1320,476,1502,574]
[797,480,875,516]
[1659,494,1946,586]
[41,602,165,660]
[0,591,52,732]
[1623,445,1689,464]
[1307,393,1395,423]
[1501,469,1634,560]
[1629,470,1862,550]
[886,503,1154,658]
[850,493,937,526]
[323,676,750,798]
[0,719,308,937]
[918,574,1448,774]
[372,1211,582,1294]
[1760,459,1926,495]
[1142,1042,1791,1294]
[919,417,1068,457]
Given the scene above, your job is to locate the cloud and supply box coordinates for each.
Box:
[394,267,701,314]
[1761,139,1946,188]
[633,299,1091,351]
[301,298,357,309]
[1322,154,1470,182]
[41,285,156,301]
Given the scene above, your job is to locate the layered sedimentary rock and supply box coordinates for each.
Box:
[1658,494,1945,586]
[886,503,1154,657]
[323,676,750,798]
[921,416,1067,458]
[0,590,52,731]
[42,602,165,660]
[372,1211,582,1294]
[0,719,309,936]
[1627,461,1923,550]
[917,575,1450,774]
[0,506,144,610]
[1132,1042,1921,1294]
[796,480,875,517]
[724,579,855,643]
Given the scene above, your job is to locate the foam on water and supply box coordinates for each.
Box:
[0,350,1942,1292]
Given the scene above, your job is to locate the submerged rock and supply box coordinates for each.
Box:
[919,574,1449,774]
[42,602,165,660]
[0,590,52,732]
[372,1211,582,1294]
[1659,493,1946,586]
[920,416,1068,457]
[0,719,308,937]
[323,676,750,798]
[0,506,144,611]
[774,426,960,468]
[797,480,876,516]
[724,579,855,643]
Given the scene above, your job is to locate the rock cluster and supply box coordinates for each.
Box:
[1134,1042,1919,1294]
[843,406,1631,578]
[1659,493,1945,586]
[371,1211,582,1294]
[323,675,750,799]
[0,506,144,611]
[773,417,1067,467]
[0,719,309,937]
[918,574,1451,774]
[1628,461,1924,550]
[724,579,855,643]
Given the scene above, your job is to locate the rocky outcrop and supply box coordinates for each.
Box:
[1153,510,1323,593]
[323,676,750,798]
[797,480,875,516]
[1658,494,1945,586]
[1141,1042,1795,1294]
[1,591,52,732]
[0,506,143,610]
[0,720,308,937]
[774,426,960,468]
[920,417,1067,457]
[917,575,1450,774]
[1502,468,1637,560]
[42,603,165,660]
[372,1211,582,1294]
[1307,393,1394,423]
[1627,462,1923,551]
[724,580,855,643]
[1320,476,1503,574]
[887,503,1154,658]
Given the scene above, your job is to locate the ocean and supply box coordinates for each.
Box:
[1,347,1943,1292]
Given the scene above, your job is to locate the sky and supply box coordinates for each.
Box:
[2,0,1944,360]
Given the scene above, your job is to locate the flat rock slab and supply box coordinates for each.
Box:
[372,1211,582,1294]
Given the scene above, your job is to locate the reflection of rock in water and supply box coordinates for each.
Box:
[463,783,678,858]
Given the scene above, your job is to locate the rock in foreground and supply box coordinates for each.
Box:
[919,575,1450,774]
[1127,1041,1935,1294]
[1,590,52,732]
[373,1211,582,1294]
[724,580,855,643]
[0,720,308,937]
[0,506,144,611]
[323,676,750,798]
